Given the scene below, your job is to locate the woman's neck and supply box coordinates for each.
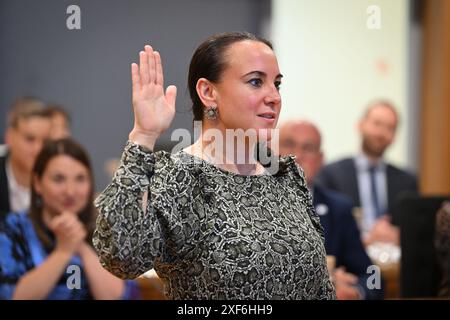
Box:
[187,125,265,175]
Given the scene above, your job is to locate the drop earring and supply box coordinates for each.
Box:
[35,195,43,208]
[204,106,219,120]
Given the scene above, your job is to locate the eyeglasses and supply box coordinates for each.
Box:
[280,139,320,155]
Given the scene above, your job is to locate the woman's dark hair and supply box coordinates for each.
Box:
[29,138,96,250]
[188,31,273,121]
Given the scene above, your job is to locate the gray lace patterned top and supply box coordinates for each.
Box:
[93,141,335,300]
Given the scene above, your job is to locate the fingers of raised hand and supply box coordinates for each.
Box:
[145,45,156,84]
[134,46,162,90]
[131,63,141,94]
[139,49,150,85]
[154,51,164,86]
[165,85,177,109]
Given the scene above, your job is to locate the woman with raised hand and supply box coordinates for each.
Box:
[93,32,335,300]
[0,138,140,299]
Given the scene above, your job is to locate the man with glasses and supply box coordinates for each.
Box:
[279,119,383,300]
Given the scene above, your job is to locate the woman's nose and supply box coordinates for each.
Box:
[265,88,281,106]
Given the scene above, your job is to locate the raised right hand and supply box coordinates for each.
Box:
[49,212,87,255]
[130,45,177,147]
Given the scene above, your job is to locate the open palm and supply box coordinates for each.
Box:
[131,45,177,136]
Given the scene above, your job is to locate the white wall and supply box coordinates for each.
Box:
[272,0,410,168]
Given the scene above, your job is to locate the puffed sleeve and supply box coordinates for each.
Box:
[93,141,163,279]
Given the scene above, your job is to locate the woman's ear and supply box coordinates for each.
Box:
[196,78,217,108]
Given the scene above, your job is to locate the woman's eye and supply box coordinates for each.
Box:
[275,81,281,91]
[248,78,262,87]
[52,175,65,183]
[76,175,87,183]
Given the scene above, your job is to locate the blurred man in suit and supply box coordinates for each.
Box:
[316,101,417,245]
[1,97,51,215]
[279,120,383,300]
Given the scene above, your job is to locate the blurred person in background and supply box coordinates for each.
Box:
[1,97,51,216]
[0,138,140,299]
[279,120,383,300]
[316,101,418,246]
[45,104,71,140]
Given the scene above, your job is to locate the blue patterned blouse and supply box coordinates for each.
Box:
[0,212,140,300]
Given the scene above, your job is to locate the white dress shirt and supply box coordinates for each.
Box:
[6,158,30,213]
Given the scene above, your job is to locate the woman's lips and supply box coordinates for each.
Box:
[62,200,76,208]
[257,113,276,123]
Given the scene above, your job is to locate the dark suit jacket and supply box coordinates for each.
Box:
[314,185,383,300]
[0,155,10,216]
[315,157,418,224]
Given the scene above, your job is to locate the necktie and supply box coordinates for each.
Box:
[369,165,382,218]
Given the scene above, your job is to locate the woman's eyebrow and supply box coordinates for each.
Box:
[242,71,284,79]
